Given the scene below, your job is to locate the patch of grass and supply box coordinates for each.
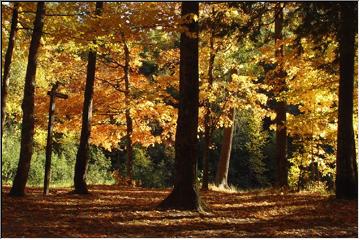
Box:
[300,181,332,195]
[208,183,274,194]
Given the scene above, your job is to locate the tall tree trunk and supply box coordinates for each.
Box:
[274,3,288,188]
[215,108,235,188]
[1,2,19,137]
[159,2,203,211]
[9,2,45,197]
[201,25,215,191]
[336,2,357,199]
[73,2,103,194]
[123,34,133,181]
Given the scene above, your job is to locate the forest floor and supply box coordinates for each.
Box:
[1,185,357,237]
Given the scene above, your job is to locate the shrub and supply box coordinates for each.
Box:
[2,129,21,183]
[2,128,115,186]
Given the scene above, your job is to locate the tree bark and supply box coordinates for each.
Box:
[274,3,288,188]
[43,83,67,195]
[73,2,103,194]
[43,86,56,195]
[1,2,19,137]
[336,2,357,199]
[123,34,134,181]
[215,108,235,188]
[9,2,45,196]
[159,2,203,211]
[201,25,215,191]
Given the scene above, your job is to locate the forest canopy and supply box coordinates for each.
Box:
[1,1,357,202]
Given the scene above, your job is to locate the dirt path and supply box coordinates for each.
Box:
[1,185,357,237]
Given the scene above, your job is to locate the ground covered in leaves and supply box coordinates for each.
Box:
[1,185,357,237]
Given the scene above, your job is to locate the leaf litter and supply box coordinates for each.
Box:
[1,185,357,237]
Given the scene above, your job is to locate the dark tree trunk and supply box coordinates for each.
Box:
[1,2,19,137]
[215,108,235,188]
[73,2,103,194]
[159,2,203,211]
[336,2,357,199]
[123,35,133,181]
[274,3,288,188]
[44,87,56,195]
[201,25,215,191]
[275,101,287,187]
[9,2,45,197]
[43,83,67,195]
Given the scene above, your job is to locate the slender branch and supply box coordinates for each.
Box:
[96,76,126,93]
[98,54,126,69]
[94,112,123,116]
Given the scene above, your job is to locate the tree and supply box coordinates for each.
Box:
[159,2,204,211]
[215,108,235,188]
[122,32,134,181]
[201,7,216,191]
[1,2,19,137]
[73,2,103,194]
[274,3,288,188]
[9,2,45,196]
[282,2,357,192]
[336,2,357,199]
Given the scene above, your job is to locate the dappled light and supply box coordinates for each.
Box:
[2,185,357,237]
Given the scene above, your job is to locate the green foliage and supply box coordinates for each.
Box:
[229,109,270,189]
[111,144,175,188]
[87,146,114,185]
[28,151,46,185]
[2,128,21,183]
[2,127,114,186]
[262,133,277,184]
[51,152,74,184]
[132,147,153,185]
[132,144,175,188]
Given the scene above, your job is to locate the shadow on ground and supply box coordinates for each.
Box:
[1,185,357,237]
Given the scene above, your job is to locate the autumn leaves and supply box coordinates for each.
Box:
[2,2,358,202]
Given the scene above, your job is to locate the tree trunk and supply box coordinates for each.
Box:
[9,2,45,197]
[336,2,357,199]
[201,25,215,191]
[123,34,133,181]
[73,2,103,194]
[1,2,19,137]
[159,2,203,211]
[274,3,288,188]
[43,88,56,195]
[215,108,235,188]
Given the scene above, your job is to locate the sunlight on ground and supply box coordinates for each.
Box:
[2,185,357,237]
[208,184,241,193]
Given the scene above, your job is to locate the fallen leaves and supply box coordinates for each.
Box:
[1,185,357,237]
